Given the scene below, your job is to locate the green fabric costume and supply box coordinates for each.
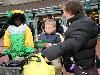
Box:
[4,33,34,59]
[4,24,34,60]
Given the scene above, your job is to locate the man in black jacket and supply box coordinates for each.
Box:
[42,0,99,75]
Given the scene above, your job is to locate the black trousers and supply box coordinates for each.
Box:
[96,55,100,68]
[74,64,99,75]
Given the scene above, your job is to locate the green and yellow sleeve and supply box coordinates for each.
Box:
[4,31,11,49]
[24,26,34,48]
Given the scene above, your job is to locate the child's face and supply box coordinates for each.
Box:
[45,24,56,34]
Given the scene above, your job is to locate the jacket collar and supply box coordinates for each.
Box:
[68,13,85,23]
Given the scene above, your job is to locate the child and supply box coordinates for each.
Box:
[4,10,34,60]
[39,19,64,75]
[39,19,64,46]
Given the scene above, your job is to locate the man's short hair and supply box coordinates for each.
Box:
[61,0,83,15]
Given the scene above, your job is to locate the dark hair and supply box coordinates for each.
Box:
[47,14,53,19]
[9,13,26,25]
[61,0,83,15]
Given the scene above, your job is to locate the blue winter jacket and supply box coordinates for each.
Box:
[39,32,61,44]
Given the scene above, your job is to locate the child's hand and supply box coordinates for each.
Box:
[45,43,52,47]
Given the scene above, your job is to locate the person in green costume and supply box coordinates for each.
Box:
[4,10,34,60]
